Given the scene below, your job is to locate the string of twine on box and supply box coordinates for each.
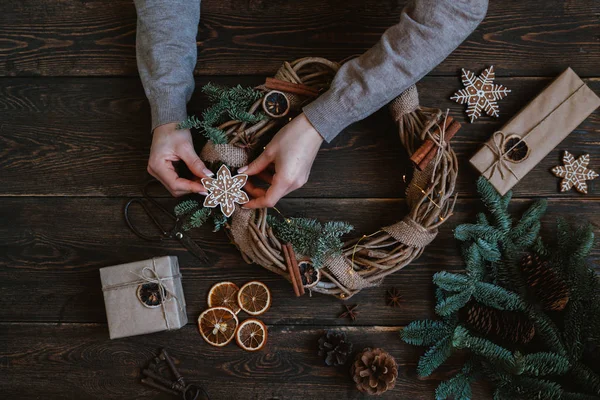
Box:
[201,57,458,299]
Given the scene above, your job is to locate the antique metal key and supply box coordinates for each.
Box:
[141,349,210,400]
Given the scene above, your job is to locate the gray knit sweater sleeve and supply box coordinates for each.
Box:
[303,0,489,142]
[134,0,200,131]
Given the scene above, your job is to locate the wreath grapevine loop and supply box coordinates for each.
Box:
[191,57,458,299]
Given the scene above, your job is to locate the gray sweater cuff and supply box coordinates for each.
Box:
[149,88,189,132]
[303,89,356,143]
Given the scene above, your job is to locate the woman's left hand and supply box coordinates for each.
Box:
[239,113,323,208]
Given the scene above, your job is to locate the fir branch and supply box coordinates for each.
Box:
[174,199,201,217]
[508,199,547,244]
[268,215,353,269]
[561,392,600,400]
[494,376,563,400]
[176,115,202,130]
[213,214,228,232]
[433,271,471,292]
[472,282,523,311]
[182,207,211,231]
[182,83,266,145]
[452,325,515,370]
[476,177,512,233]
[435,361,476,400]
[525,306,567,356]
[435,290,473,316]
[401,320,452,346]
[417,337,454,377]
[475,237,502,262]
[202,125,228,144]
[514,352,570,377]
[228,108,265,124]
[462,242,487,280]
[455,223,502,244]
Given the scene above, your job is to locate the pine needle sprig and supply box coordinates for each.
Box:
[173,199,228,232]
[174,199,201,217]
[176,115,202,130]
[402,177,599,398]
[213,214,228,232]
[434,361,476,400]
[267,215,353,269]
[183,207,211,231]
[401,319,453,346]
[178,83,266,145]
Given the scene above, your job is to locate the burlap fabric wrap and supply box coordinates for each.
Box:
[200,142,249,168]
[204,57,456,299]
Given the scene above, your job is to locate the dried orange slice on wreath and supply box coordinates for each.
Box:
[236,319,268,352]
[198,307,238,347]
[207,281,241,314]
[237,281,271,316]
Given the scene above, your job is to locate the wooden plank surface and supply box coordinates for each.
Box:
[0,0,598,77]
[0,323,488,400]
[1,77,598,198]
[1,197,597,324]
[0,0,598,399]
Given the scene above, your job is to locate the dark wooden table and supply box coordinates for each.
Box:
[1,1,598,399]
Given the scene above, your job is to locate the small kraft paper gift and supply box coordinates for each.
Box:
[470,68,600,195]
[100,256,187,339]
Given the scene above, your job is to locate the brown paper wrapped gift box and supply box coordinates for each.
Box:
[470,68,600,195]
[100,256,187,339]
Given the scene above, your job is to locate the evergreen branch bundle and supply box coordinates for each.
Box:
[177,83,265,144]
[401,177,600,399]
[173,199,226,232]
[267,216,353,268]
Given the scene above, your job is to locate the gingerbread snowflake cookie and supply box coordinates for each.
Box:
[201,165,249,217]
[451,66,511,123]
[552,151,598,194]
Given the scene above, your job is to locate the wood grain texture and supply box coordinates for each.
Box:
[0,77,598,198]
[0,323,488,400]
[0,0,598,77]
[1,197,598,324]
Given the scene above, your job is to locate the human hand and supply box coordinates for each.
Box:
[147,122,214,197]
[239,113,323,208]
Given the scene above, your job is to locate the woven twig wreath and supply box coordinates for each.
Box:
[201,57,458,299]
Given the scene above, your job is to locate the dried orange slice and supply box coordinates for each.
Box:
[237,281,271,316]
[207,281,241,314]
[198,307,238,347]
[236,319,268,352]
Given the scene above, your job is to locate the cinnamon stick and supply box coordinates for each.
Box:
[282,244,300,297]
[265,77,320,98]
[286,243,305,296]
[417,120,462,171]
[410,116,454,166]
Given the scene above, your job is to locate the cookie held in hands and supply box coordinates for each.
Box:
[201,165,249,217]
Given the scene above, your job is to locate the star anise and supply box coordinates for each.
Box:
[386,287,402,308]
[338,304,359,321]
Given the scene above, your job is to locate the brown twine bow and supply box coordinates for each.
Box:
[482,131,521,181]
[132,260,183,330]
[482,83,588,182]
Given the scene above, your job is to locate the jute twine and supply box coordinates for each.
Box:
[204,57,457,299]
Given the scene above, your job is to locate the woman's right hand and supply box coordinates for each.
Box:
[147,122,214,197]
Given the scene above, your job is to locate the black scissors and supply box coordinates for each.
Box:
[125,180,208,262]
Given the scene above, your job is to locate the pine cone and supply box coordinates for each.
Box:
[461,301,535,345]
[521,254,570,311]
[351,348,398,396]
[318,330,353,366]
